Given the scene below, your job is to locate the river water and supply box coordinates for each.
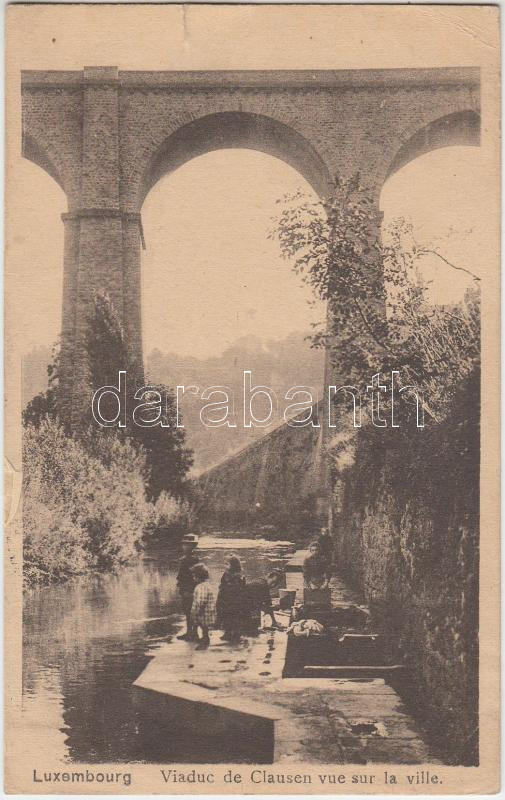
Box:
[22,534,295,764]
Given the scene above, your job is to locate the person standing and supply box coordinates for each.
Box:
[176,534,200,641]
[190,563,217,650]
[216,555,246,642]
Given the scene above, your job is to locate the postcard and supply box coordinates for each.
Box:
[4,4,500,794]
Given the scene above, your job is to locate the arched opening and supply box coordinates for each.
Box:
[22,132,67,196]
[381,143,484,305]
[381,110,481,306]
[14,159,67,409]
[141,148,326,473]
[139,111,331,207]
[386,111,480,180]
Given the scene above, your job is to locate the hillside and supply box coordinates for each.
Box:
[22,332,325,473]
[148,331,325,473]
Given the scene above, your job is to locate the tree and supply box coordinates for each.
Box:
[85,290,129,426]
[22,291,193,501]
[130,386,193,500]
[22,341,60,427]
[271,175,480,423]
[85,290,193,499]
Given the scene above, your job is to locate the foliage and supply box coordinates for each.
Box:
[271,176,481,423]
[23,499,90,585]
[131,386,194,501]
[22,291,194,501]
[23,419,155,584]
[150,490,196,536]
[22,291,195,584]
[85,291,193,500]
[22,341,60,427]
[85,291,129,426]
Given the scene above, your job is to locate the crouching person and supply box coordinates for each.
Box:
[303,540,331,589]
[190,563,217,650]
[245,571,282,634]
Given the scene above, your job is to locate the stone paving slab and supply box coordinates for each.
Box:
[281,677,399,695]
[133,551,440,764]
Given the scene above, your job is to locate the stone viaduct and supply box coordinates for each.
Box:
[21,66,480,425]
[21,69,481,763]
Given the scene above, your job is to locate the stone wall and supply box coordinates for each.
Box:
[195,370,479,763]
[195,412,329,536]
[332,371,480,765]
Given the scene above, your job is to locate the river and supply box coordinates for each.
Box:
[21,534,295,764]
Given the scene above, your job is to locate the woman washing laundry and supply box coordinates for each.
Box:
[303,539,332,589]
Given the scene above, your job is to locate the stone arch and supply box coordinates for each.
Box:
[138,111,332,207]
[385,110,480,181]
[20,66,482,426]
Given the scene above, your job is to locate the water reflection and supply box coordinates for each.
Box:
[22,535,294,763]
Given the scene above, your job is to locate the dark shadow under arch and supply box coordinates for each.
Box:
[140,112,331,206]
[386,110,480,181]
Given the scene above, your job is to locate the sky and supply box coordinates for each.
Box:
[13,144,485,360]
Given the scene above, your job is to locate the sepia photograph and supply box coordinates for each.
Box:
[4,4,500,795]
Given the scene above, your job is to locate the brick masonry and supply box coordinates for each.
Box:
[21,67,480,425]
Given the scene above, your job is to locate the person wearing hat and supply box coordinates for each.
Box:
[176,534,200,641]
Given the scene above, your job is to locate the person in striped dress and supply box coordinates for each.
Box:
[190,563,217,650]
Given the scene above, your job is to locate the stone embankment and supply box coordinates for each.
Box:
[134,551,439,764]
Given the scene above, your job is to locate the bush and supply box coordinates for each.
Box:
[23,419,155,584]
[24,498,90,584]
[23,294,193,503]
[150,491,196,537]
